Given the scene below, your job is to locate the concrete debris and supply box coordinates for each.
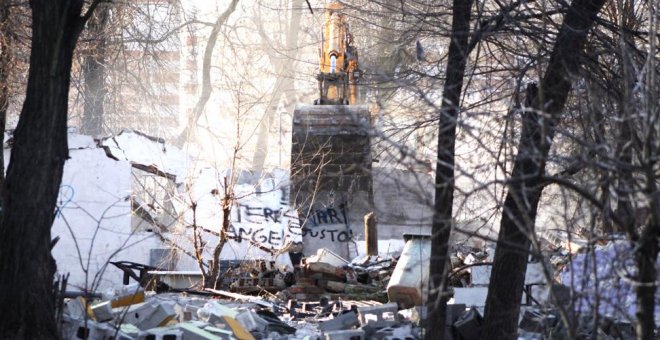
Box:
[453,308,483,340]
[318,311,359,332]
[518,309,558,333]
[356,302,398,328]
[387,235,429,309]
[62,231,656,340]
[281,248,395,302]
[91,301,114,322]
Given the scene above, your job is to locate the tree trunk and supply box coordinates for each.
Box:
[176,0,238,146]
[0,0,87,338]
[482,1,605,338]
[426,1,472,339]
[635,216,659,339]
[0,2,12,209]
[80,4,110,137]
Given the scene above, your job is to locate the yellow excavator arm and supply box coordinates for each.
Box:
[316,1,360,105]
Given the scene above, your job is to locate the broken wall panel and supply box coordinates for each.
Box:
[45,133,159,290]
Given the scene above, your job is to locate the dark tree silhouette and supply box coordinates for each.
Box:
[482,0,606,338]
[426,0,473,339]
[0,0,101,338]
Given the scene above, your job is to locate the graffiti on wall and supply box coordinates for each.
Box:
[222,187,302,248]
[222,188,354,247]
[55,184,75,218]
[298,203,353,243]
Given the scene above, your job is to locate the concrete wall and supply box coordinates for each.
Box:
[290,105,373,259]
[50,134,157,291]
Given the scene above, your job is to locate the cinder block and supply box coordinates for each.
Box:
[357,302,398,328]
[324,329,365,340]
[117,301,176,330]
[140,302,176,330]
[91,301,114,322]
[318,311,359,332]
[453,308,482,340]
[116,302,156,326]
[138,327,183,340]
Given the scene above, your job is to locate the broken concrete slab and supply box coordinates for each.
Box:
[222,315,256,340]
[306,248,350,267]
[64,297,87,321]
[519,309,558,333]
[235,310,268,333]
[115,300,176,330]
[387,235,430,308]
[91,301,114,322]
[202,325,235,339]
[306,262,347,279]
[453,308,483,340]
[318,311,359,332]
[451,287,488,307]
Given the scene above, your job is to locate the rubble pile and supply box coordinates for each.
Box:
[227,260,294,294]
[61,287,299,340]
[59,233,658,339]
[60,285,425,339]
[283,249,395,302]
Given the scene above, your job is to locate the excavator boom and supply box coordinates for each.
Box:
[316,1,360,105]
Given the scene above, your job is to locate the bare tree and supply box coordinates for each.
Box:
[482,1,606,337]
[426,1,473,339]
[176,0,239,146]
[0,1,103,337]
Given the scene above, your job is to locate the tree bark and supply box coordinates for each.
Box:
[0,2,12,210]
[426,1,472,339]
[80,4,110,137]
[482,1,606,339]
[635,212,659,339]
[0,0,88,338]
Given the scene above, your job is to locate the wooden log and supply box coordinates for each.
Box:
[365,212,378,255]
